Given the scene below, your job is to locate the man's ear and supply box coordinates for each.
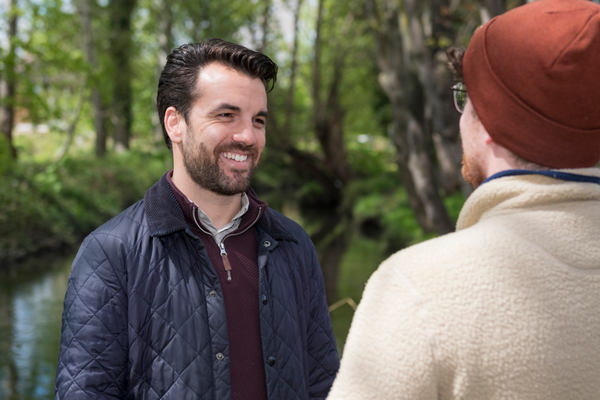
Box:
[479,121,498,159]
[477,119,493,146]
[483,130,493,145]
[165,106,185,145]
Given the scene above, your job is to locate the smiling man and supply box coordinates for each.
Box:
[55,39,339,400]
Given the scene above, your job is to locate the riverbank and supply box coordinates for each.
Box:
[0,151,169,269]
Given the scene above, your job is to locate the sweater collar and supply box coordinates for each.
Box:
[166,170,265,243]
[145,172,297,243]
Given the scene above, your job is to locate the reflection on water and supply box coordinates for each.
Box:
[0,252,73,400]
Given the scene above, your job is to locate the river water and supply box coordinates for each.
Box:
[0,252,72,400]
[0,236,381,400]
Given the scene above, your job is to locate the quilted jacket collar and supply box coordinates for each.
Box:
[247,187,298,243]
[145,172,298,243]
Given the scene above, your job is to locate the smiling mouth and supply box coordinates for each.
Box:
[221,152,248,162]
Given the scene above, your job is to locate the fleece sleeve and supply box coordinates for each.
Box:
[55,233,129,400]
[327,261,439,400]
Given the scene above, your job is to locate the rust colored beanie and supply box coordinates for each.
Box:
[463,0,600,168]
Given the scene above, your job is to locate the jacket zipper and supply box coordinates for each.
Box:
[219,243,232,281]
[192,206,263,282]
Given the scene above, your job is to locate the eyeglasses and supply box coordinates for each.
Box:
[451,83,467,113]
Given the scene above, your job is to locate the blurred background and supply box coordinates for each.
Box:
[2,0,594,398]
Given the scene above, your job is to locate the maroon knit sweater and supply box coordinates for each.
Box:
[167,172,268,400]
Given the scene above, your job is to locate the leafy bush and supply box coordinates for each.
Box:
[348,173,446,256]
[0,151,168,267]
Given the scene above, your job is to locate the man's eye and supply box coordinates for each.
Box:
[219,113,232,117]
[254,118,266,126]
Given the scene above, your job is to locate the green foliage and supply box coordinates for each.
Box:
[0,151,167,266]
[444,191,467,224]
[15,1,88,125]
[0,136,15,174]
[0,1,484,370]
[349,173,437,255]
[331,236,388,354]
[380,191,437,249]
[1,0,473,283]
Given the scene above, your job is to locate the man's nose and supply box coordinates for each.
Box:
[232,120,257,145]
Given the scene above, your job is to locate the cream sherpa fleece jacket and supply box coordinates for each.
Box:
[328,168,600,400]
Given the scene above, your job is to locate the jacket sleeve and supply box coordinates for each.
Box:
[326,260,438,400]
[55,233,129,399]
[305,241,340,400]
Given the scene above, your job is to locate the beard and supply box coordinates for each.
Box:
[182,132,261,196]
[461,151,485,189]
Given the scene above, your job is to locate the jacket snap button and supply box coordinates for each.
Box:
[262,241,271,247]
[261,295,268,305]
[209,290,217,297]
[216,353,224,361]
[267,356,276,366]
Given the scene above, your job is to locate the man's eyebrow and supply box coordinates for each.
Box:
[210,103,268,119]
[211,103,241,113]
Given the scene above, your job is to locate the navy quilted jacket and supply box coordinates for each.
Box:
[55,174,339,400]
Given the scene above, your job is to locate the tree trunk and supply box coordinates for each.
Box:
[267,0,339,202]
[79,0,108,157]
[154,0,174,147]
[109,0,137,152]
[480,0,505,23]
[366,0,454,235]
[305,0,356,302]
[427,0,474,198]
[255,0,271,54]
[402,0,454,233]
[433,132,473,197]
[282,0,303,138]
[367,0,428,230]
[406,117,454,234]
[314,216,349,305]
[56,78,87,162]
[0,0,18,160]
[312,0,356,185]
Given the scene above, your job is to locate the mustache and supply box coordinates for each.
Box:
[216,142,258,154]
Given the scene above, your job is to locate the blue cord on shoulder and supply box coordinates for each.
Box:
[481,169,600,186]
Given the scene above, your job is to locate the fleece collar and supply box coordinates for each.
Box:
[457,167,600,231]
[482,169,600,186]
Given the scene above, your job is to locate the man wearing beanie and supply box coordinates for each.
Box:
[327,0,600,399]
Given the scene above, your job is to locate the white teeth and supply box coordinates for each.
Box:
[222,152,247,162]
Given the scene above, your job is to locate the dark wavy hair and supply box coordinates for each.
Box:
[156,38,278,151]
